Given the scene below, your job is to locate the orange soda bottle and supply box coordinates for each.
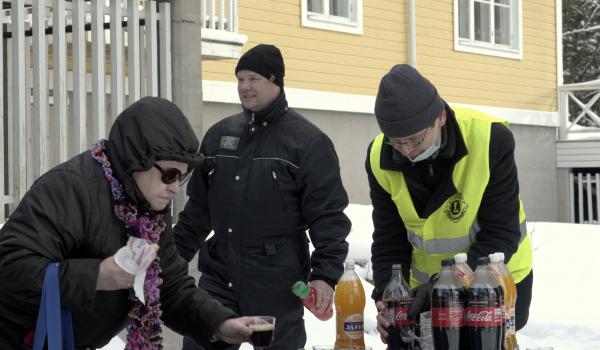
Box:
[490,252,518,350]
[453,253,474,287]
[334,259,365,349]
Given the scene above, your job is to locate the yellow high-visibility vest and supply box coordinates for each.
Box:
[370,107,532,287]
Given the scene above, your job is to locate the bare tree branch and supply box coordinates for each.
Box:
[563,24,600,36]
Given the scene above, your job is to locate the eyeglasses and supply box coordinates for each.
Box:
[154,164,192,186]
[386,127,430,148]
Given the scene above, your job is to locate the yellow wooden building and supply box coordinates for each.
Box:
[190,0,561,220]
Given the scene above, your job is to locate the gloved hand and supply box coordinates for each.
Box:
[407,273,438,319]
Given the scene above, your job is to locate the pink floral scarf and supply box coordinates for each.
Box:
[92,139,164,350]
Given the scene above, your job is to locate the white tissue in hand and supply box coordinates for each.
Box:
[114,237,156,274]
[114,237,157,304]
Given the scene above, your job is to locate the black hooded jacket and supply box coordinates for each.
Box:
[0,97,235,349]
[174,92,351,296]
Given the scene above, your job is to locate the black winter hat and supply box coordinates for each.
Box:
[375,64,444,138]
[235,44,285,88]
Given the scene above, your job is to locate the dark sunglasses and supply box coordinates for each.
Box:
[153,164,192,186]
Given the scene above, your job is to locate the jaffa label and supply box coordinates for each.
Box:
[343,314,364,339]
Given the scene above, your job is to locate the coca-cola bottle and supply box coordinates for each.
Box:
[382,264,415,350]
[292,281,333,321]
[466,257,503,350]
[431,259,467,350]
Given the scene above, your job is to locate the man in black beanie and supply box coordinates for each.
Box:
[367,64,533,346]
[175,44,351,350]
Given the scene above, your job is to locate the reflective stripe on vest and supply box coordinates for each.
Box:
[369,107,532,287]
[405,220,527,254]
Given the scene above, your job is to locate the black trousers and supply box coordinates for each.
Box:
[182,273,306,350]
[515,269,533,331]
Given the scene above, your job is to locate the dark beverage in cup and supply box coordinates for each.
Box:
[250,323,275,347]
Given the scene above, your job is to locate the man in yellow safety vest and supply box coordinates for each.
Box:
[366,64,533,344]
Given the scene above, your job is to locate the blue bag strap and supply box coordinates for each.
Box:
[62,311,75,350]
[32,280,49,350]
[33,262,75,350]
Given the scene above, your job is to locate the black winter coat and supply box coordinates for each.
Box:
[175,92,351,297]
[0,97,235,349]
[366,106,523,300]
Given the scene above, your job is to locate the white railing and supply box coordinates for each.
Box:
[558,79,600,140]
[1,0,172,221]
[200,0,247,59]
[202,0,239,33]
[557,80,600,224]
[570,172,600,224]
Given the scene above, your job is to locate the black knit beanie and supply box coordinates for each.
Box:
[235,44,285,88]
[374,64,444,138]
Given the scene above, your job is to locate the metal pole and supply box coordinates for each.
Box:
[407,0,416,67]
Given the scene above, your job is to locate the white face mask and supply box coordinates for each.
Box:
[408,122,440,163]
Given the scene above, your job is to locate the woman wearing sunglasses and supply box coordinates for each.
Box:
[0,97,254,349]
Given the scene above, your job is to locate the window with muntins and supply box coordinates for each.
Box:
[301,0,363,35]
[455,0,522,59]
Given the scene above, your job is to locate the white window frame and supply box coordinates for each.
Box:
[453,0,523,59]
[301,0,363,35]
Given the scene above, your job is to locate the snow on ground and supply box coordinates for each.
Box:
[103,204,600,350]
[517,221,600,349]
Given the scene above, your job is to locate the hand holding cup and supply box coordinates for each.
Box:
[249,316,276,348]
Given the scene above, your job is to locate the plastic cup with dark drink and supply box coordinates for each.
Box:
[249,316,276,348]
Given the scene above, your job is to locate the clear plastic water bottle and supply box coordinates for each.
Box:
[418,311,434,350]
[453,253,474,287]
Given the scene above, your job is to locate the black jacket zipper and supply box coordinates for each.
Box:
[272,170,287,211]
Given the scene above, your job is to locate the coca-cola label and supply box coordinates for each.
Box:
[343,314,364,339]
[466,298,503,327]
[431,300,465,328]
[394,306,414,327]
[384,299,415,327]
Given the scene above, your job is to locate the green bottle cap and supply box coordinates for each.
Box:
[291,281,311,299]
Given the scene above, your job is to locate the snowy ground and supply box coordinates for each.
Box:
[103,204,600,350]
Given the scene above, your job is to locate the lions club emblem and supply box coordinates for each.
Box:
[444,193,468,222]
